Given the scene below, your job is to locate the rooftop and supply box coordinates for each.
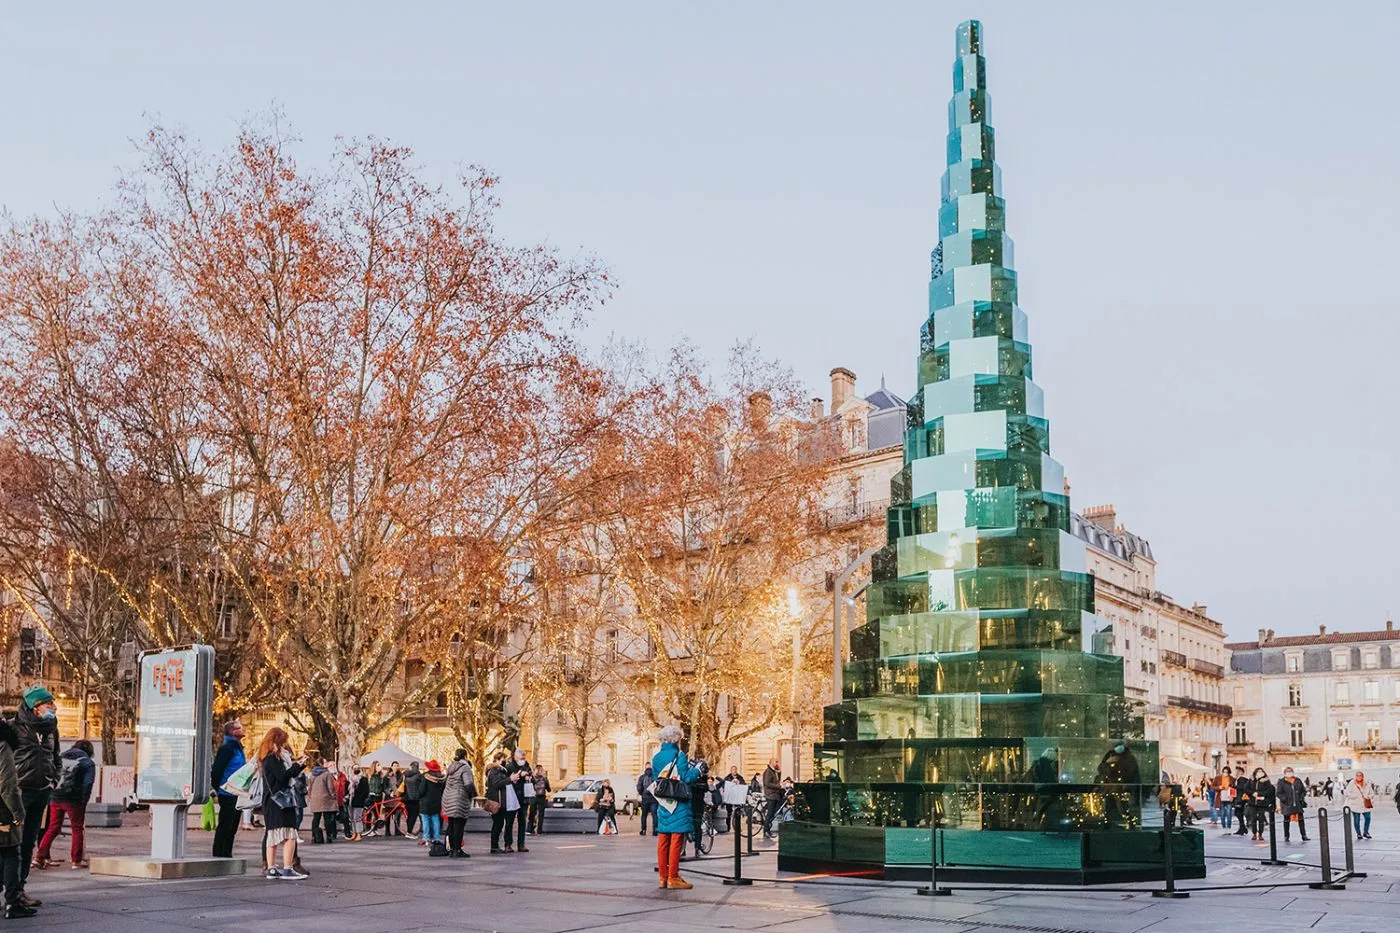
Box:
[1226,622,1398,650]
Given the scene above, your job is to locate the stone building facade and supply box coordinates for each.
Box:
[1226,624,1400,783]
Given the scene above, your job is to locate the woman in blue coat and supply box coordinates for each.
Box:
[651,725,700,889]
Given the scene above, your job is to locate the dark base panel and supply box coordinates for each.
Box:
[777,853,1206,885]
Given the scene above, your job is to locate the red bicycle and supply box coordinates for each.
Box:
[361,798,407,837]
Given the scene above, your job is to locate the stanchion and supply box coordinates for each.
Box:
[1307,808,1346,890]
[916,824,951,896]
[1152,806,1189,899]
[723,807,752,885]
[1340,806,1367,879]
[745,805,757,856]
[1260,808,1288,866]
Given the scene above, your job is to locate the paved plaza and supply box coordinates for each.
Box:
[17,806,1398,933]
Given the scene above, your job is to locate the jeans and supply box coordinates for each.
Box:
[1220,802,1233,828]
[404,799,420,835]
[1206,790,1217,822]
[504,806,526,848]
[1352,810,1372,836]
[638,798,656,834]
[0,847,18,907]
[213,794,241,857]
[311,810,338,842]
[37,800,86,863]
[348,806,364,835]
[447,816,467,853]
[421,812,442,843]
[18,787,49,889]
[763,798,782,835]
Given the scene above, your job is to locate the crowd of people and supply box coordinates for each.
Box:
[1195,766,1400,843]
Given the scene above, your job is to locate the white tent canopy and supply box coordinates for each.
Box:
[357,740,424,769]
[1161,756,1209,778]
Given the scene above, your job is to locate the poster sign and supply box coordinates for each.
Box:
[134,646,214,804]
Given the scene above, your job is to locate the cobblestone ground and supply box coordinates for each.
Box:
[18,805,1398,932]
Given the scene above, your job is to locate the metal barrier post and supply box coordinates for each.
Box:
[1340,805,1367,879]
[1261,807,1288,866]
[1308,808,1346,890]
[745,804,757,856]
[916,824,951,896]
[1152,806,1189,899]
[723,807,752,886]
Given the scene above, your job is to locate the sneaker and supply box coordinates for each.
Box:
[3,904,38,919]
[1363,833,1372,839]
[265,868,280,880]
[517,847,529,853]
[278,867,308,880]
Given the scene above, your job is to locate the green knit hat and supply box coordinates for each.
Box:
[22,686,54,708]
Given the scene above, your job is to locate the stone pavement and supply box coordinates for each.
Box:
[18,805,1398,932]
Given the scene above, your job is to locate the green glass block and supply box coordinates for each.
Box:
[952,568,1095,612]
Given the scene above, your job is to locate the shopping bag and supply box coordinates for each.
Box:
[200,797,217,831]
[222,760,257,796]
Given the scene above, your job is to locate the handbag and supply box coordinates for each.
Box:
[238,773,265,811]
[481,798,502,815]
[650,755,691,802]
[270,787,298,810]
[428,840,450,857]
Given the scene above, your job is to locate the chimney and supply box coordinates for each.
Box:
[1082,504,1117,531]
[1267,629,1274,641]
[809,397,824,421]
[746,391,773,430]
[1319,623,1326,636]
[830,367,856,414]
[1257,628,1268,646]
[1387,619,1394,632]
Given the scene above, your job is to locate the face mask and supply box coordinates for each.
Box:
[40,710,56,722]
[1113,743,1126,754]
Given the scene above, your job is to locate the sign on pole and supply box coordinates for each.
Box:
[135,645,214,805]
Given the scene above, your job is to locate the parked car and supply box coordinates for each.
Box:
[549,774,641,815]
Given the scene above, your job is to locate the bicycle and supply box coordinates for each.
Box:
[361,797,407,837]
[693,805,718,855]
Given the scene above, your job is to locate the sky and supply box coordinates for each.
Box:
[3,1,1398,639]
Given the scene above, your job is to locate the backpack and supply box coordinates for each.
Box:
[428,840,450,857]
[55,756,85,798]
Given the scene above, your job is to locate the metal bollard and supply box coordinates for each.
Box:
[1260,808,1288,866]
[1152,805,1189,898]
[1307,808,1346,890]
[723,806,752,885]
[1340,806,1367,880]
[745,804,757,856]
[916,823,951,896]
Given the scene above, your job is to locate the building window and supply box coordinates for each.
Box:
[1332,650,1349,671]
[554,744,569,781]
[605,629,619,663]
[18,628,42,678]
[1289,723,1304,747]
[1285,653,1302,673]
[1362,650,1378,669]
[1232,721,1247,744]
[1287,683,1302,706]
[1335,681,1350,703]
[217,605,237,639]
[606,743,618,773]
[1364,680,1379,702]
[555,710,568,727]
[1365,721,1381,747]
[1336,722,1351,746]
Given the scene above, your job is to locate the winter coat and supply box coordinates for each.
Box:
[211,735,247,799]
[650,742,701,835]
[1277,776,1308,815]
[505,757,534,801]
[1232,776,1255,808]
[11,702,60,790]
[442,759,476,819]
[421,769,445,815]
[351,775,369,807]
[53,746,96,804]
[368,772,386,796]
[307,766,338,813]
[1340,777,1373,811]
[260,752,305,831]
[403,768,425,802]
[532,772,551,797]
[637,768,655,802]
[485,765,510,806]
[762,765,783,802]
[1250,777,1276,811]
[0,722,26,847]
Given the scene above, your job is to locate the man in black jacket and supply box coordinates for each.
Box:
[402,762,424,838]
[1232,772,1255,836]
[11,686,59,908]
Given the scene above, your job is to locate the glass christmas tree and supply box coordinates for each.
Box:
[779,20,1204,883]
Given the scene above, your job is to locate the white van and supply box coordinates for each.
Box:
[549,774,641,815]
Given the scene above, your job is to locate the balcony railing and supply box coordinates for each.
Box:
[1188,658,1224,677]
[1161,649,1186,667]
[1269,742,1324,753]
[1166,695,1232,718]
[1143,703,1167,718]
[821,498,890,529]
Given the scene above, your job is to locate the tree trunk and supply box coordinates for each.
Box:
[99,691,119,766]
[334,691,367,765]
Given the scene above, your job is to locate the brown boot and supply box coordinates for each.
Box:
[666,877,693,890]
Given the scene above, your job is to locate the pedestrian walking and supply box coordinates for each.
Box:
[419,760,445,849]
[11,685,59,909]
[528,765,550,835]
[0,720,35,918]
[1277,767,1309,843]
[1340,770,1374,839]
[637,765,656,836]
[1248,768,1275,841]
[442,748,475,858]
[307,757,338,844]
[257,727,307,880]
[1231,769,1254,836]
[210,720,247,858]
[403,761,424,838]
[761,757,783,839]
[348,766,369,841]
[34,738,95,869]
[652,725,700,890]
[1324,777,1335,801]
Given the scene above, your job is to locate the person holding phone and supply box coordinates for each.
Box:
[258,728,307,880]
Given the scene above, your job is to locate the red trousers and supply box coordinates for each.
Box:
[656,832,684,882]
[38,801,85,863]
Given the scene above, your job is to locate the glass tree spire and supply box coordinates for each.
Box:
[780,20,1205,883]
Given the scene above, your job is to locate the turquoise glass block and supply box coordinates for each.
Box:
[781,19,1202,884]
